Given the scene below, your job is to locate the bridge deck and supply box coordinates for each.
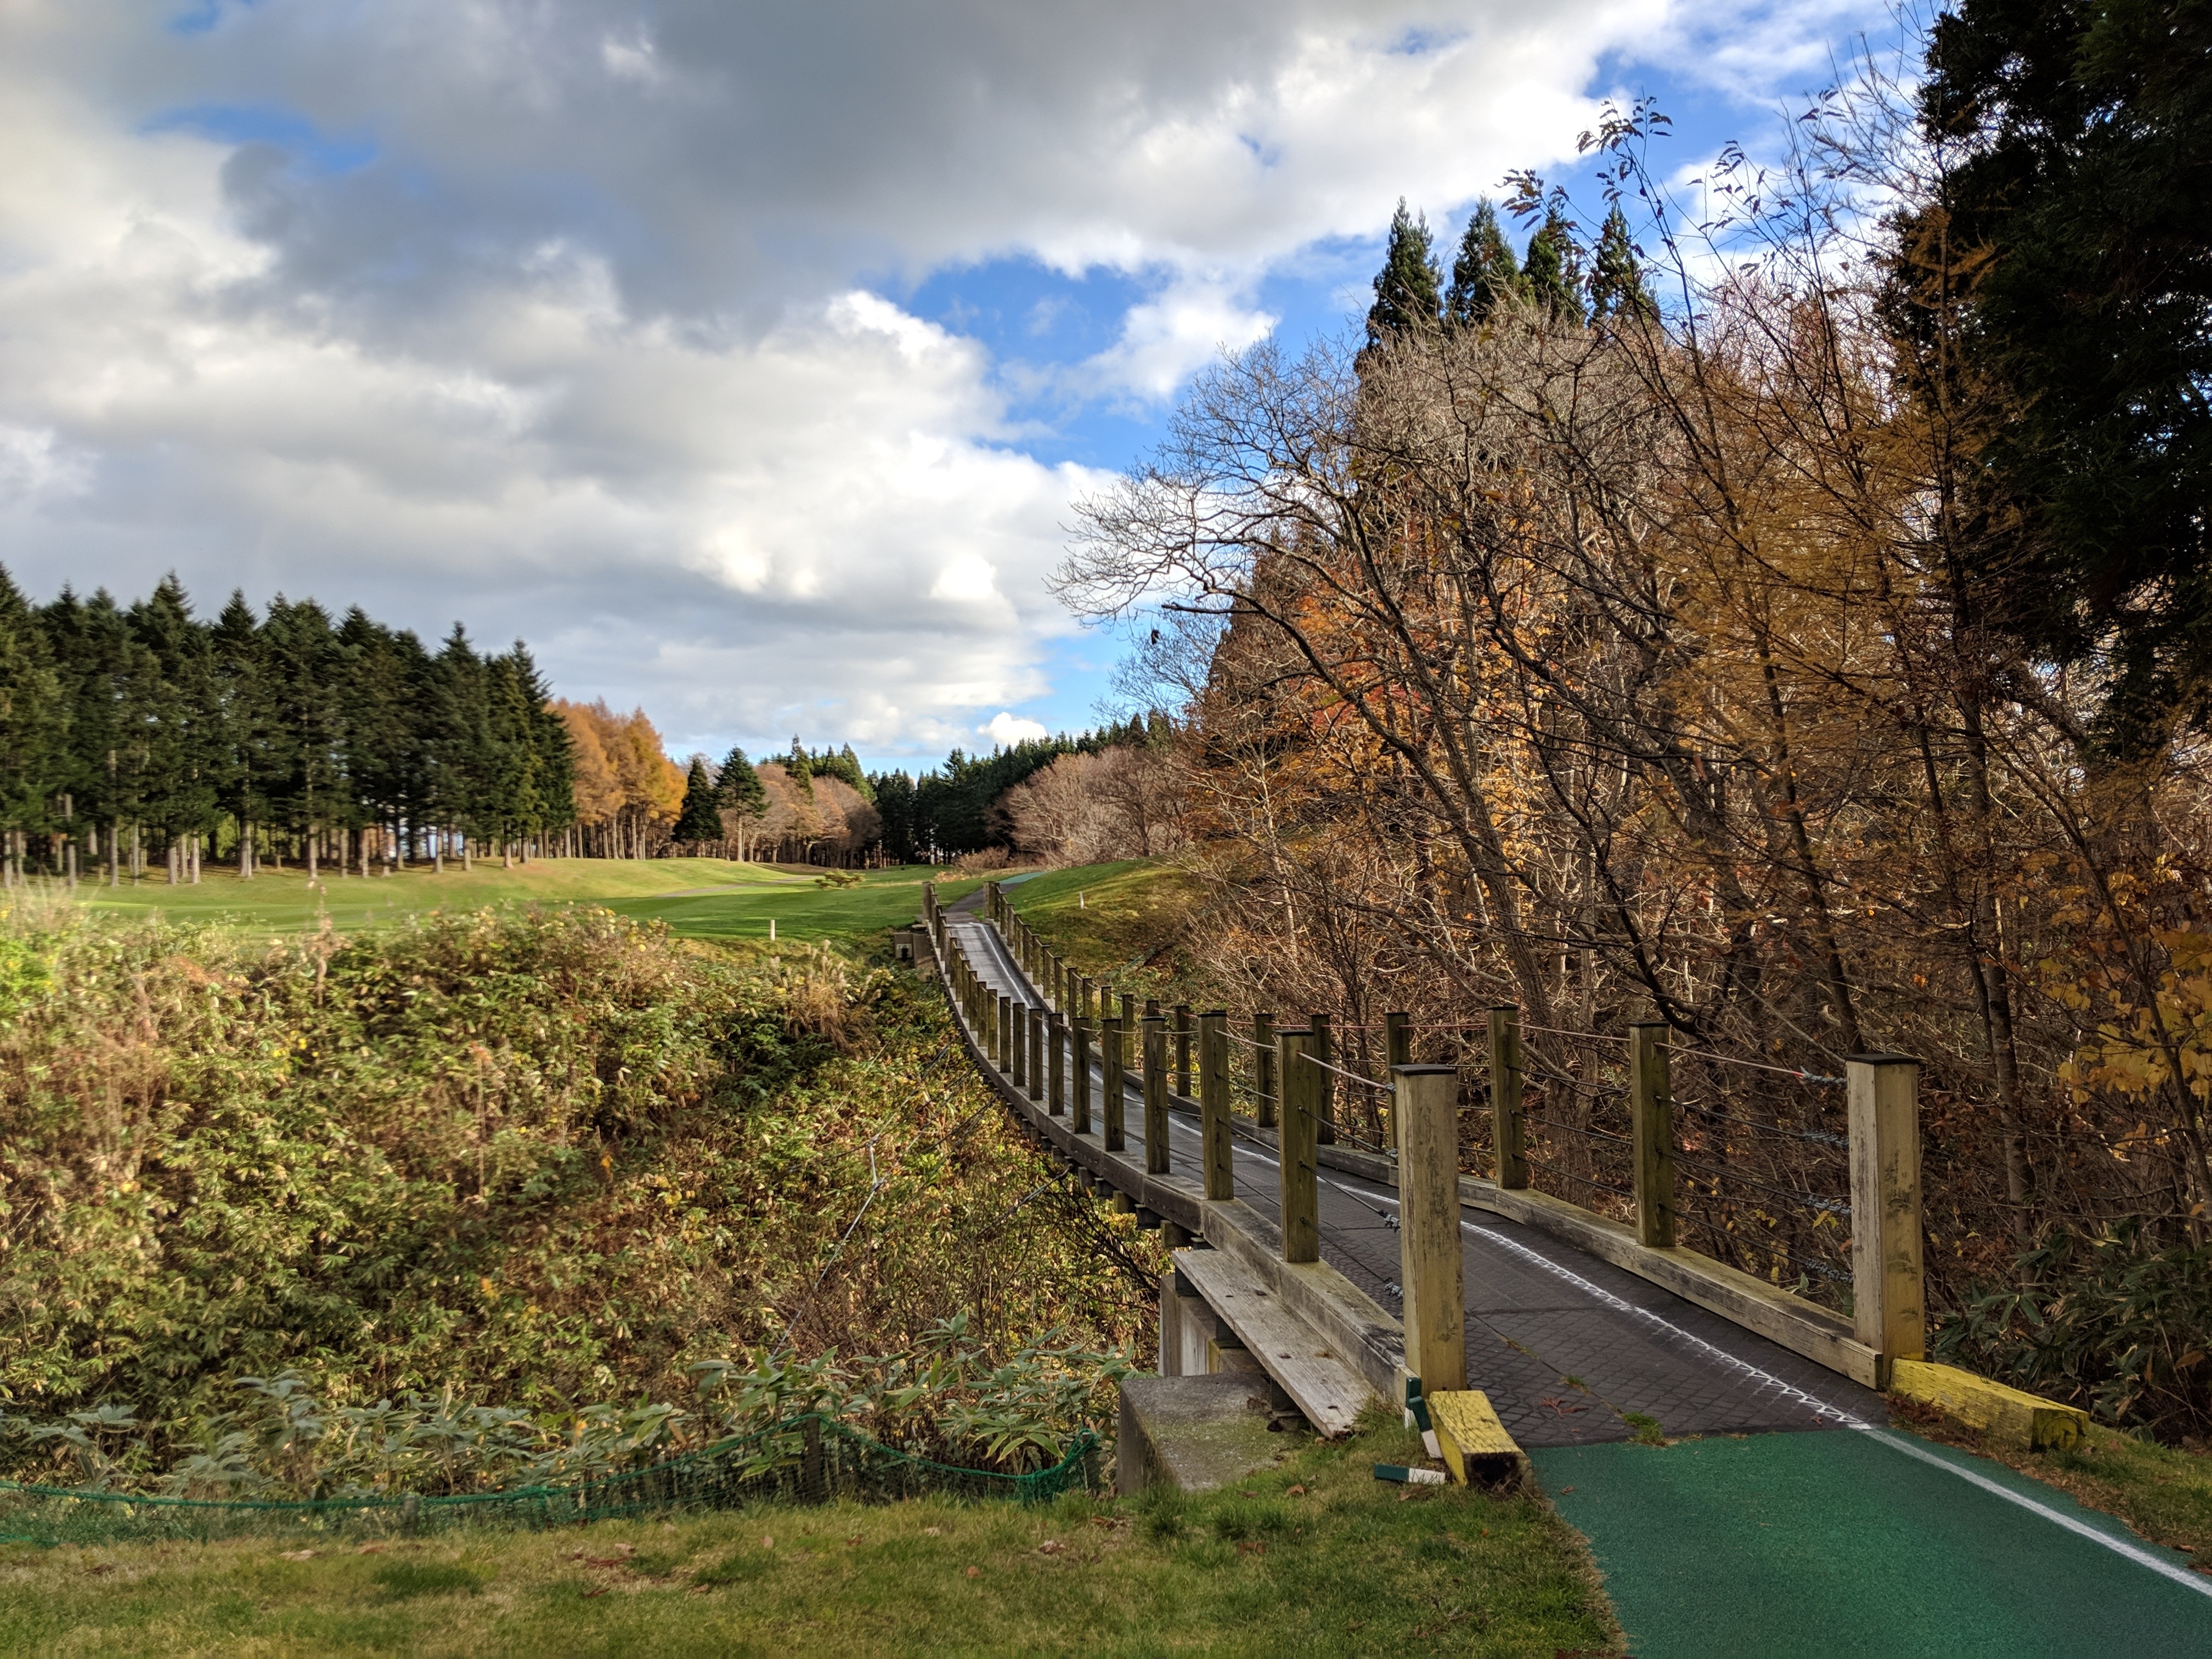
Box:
[943,902,1885,1448]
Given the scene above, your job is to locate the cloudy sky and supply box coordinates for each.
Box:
[0,0,1889,769]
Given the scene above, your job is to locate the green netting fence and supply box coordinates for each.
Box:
[0,1414,1102,1549]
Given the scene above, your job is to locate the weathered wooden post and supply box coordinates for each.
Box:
[1048,1012,1066,1116]
[1278,1027,1319,1263]
[1488,1006,1527,1189]
[1849,1054,1925,1381]
[1199,1011,1233,1201]
[1012,998,1029,1088]
[1101,1017,1127,1152]
[1629,1023,1676,1247]
[1310,1012,1336,1145]
[1119,992,1136,1040]
[1396,1064,1466,1392]
[1252,1011,1277,1128]
[1173,1003,1192,1098]
[998,993,1014,1074]
[1028,1006,1046,1101]
[1384,1011,1411,1154]
[1072,1019,1094,1134]
[1143,1015,1170,1174]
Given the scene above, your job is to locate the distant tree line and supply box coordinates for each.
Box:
[868,714,1171,861]
[0,569,574,883]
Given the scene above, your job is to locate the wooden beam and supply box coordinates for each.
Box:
[1396,1064,1466,1393]
[1143,1015,1171,1176]
[1278,1028,1319,1264]
[1047,1012,1066,1116]
[1070,1018,1092,1135]
[1850,1053,1924,1380]
[1630,1023,1675,1248]
[1102,1017,1127,1152]
[1252,1011,1276,1129]
[1199,1011,1234,1200]
[1488,1007,1527,1189]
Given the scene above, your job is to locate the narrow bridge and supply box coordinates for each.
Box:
[900,879,2212,1658]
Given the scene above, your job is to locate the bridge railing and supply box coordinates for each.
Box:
[922,877,1925,1391]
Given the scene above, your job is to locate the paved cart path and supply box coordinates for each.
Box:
[943,894,2212,1657]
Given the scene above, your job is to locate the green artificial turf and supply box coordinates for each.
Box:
[1535,1429,2212,1659]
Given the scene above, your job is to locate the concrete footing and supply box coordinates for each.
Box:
[1115,1373,1289,1496]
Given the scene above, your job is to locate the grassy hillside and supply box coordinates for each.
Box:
[0,899,1142,1486]
[70,860,977,946]
[0,1425,1622,1658]
[999,861,1200,987]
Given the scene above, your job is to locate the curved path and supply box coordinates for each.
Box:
[943,891,2212,1658]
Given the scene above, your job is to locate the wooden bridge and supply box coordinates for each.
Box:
[896,881,2212,1651]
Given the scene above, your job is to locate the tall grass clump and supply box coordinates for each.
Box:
[0,897,1154,1492]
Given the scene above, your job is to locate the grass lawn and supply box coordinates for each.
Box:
[1000,860,1200,980]
[0,1426,1620,1658]
[62,860,979,947]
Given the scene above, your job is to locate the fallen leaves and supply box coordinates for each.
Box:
[964,1565,981,1579]
[278,1549,319,1562]
[356,1543,388,1555]
[1285,1484,1307,1496]
[1036,1540,1065,1556]
[922,1526,944,1537]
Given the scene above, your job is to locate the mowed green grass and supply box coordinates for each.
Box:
[606,868,979,944]
[66,860,978,946]
[1000,860,1199,977]
[0,1427,1620,1658]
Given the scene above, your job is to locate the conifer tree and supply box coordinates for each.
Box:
[787,737,814,796]
[0,567,61,855]
[1522,207,1584,324]
[1586,205,1655,321]
[1445,200,1523,328]
[1364,199,1442,348]
[675,757,722,847]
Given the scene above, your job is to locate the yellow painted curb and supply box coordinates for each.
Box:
[1427,1390,1529,1487]
[1891,1359,2089,1452]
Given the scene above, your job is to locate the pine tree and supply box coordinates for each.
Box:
[675,756,722,847]
[1445,200,1523,328]
[1522,207,1584,324]
[0,567,61,855]
[1586,205,1654,322]
[1364,199,1442,348]
[787,737,814,796]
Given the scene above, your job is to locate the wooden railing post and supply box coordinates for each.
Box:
[1143,1015,1170,1175]
[998,993,1014,1075]
[1488,1006,1527,1189]
[1012,997,1028,1088]
[1849,1054,1925,1381]
[1048,1013,1066,1116]
[1310,1012,1336,1145]
[1071,1019,1093,1135]
[1028,1006,1045,1101]
[1173,1003,1192,1098]
[1384,1011,1411,1155]
[1199,1011,1232,1201]
[1278,1027,1319,1263]
[1119,992,1136,1037]
[1396,1064,1466,1392]
[1252,1011,1277,1128]
[1629,1023,1675,1248]
[1101,1017,1127,1152]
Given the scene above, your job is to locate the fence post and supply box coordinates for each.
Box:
[1102,1018,1127,1152]
[1143,1015,1170,1175]
[1396,1064,1466,1393]
[1048,1013,1066,1115]
[1199,1011,1233,1201]
[1278,1028,1320,1263]
[1849,1054,1924,1382]
[1488,1007,1527,1189]
[1310,1012,1336,1145]
[1000,994,1015,1075]
[1119,992,1136,1038]
[1629,1023,1676,1248]
[1253,1011,1277,1128]
[1028,1006,1045,1101]
[1384,1011,1411,1155]
[1013,998,1029,1089]
[1173,1003,1192,1098]
[1072,1020,1093,1135]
